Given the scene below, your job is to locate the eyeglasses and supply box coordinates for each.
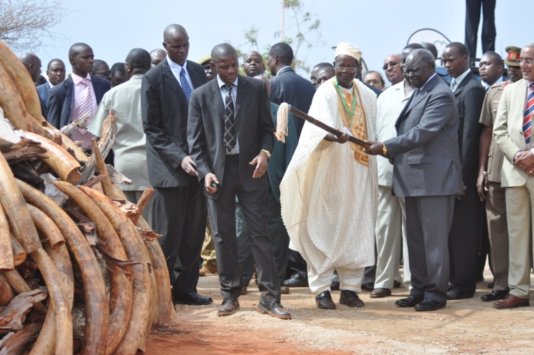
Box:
[335,66,358,73]
[382,61,399,70]
[520,58,534,65]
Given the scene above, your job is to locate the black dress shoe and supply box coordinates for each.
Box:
[481,288,509,302]
[283,273,308,287]
[446,287,474,300]
[257,302,292,320]
[415,299,446,311]
[393,280,401,288]
[370,288,391,298]
[339,290,364,308]
[361,282,374,291]
[174,292,213,305]
[218,298,239,316]
[315,291,336,310]
[395,295,423,307]
[331,273,340,290]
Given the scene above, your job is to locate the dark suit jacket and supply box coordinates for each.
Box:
[269,66,315,135]
[46,75,110,128]
[141,60,207,188]
[385,74,463,197]
[36,82,51,118]
[188,75,274,198]
[453,72,485,186]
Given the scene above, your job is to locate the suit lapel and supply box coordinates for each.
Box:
[208,80,225,128]
[187,61,203,89]
[235,76,248,120]
[162,61,186,103]
[396,75,437,127]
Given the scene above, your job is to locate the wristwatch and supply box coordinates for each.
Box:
[261,149,271,159]
[381,144,388,156]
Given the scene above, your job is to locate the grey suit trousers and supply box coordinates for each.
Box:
[405,195,455,303]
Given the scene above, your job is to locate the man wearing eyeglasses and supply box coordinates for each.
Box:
[383,54,403,87]
[371,47,421,299]
[367,49,462,311]
[281,42,378,310]
[493,44,534,309]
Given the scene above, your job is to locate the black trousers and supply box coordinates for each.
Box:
[153,183,206,297]
[448,186,484,293]
[465,0,496,61]
[209,155,280,306]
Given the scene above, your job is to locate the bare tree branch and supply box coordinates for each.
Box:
[0,0,62,52]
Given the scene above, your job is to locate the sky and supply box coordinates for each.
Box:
[34,0,532,80]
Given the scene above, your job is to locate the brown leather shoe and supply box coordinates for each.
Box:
[257,302,292,320]
[494,294,529,309]
[217,299,239,316]
[280,286,290,294]
[370,288,392,298]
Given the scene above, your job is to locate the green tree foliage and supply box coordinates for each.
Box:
[242,0,322,73]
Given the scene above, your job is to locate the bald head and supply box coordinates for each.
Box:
[404,49,436,88]
[162,24,189,65]
[68,42,94,77]
[150,48,166,67]
[125,48,151,74]
[211,43,237,61]
[163,24,188,42]
[21,53,42,83]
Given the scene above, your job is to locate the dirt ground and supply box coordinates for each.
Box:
[146,272,534,355]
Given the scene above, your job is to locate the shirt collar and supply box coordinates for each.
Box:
[482,76,504,90]
[167,56,186,72]
[71,72,91,85]
[454,68,471,86]
[420,73,437,91]
[216,75,238,89]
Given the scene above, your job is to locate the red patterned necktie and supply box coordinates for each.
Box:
[523,83,534,144]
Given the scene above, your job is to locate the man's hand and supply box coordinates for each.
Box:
[250,150,269,178]
[180,156,198,177]
[476,172,488,201]
[366,141,384,155]
[514,150,534,175]
[205,173,219,193]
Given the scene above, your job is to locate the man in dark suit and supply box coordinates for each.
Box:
[267,42,315,289]
[37,58,66,118]
[442,42,486,300]
[47,43,111,151]
[141,24,211,306]
[367,49,463,311]
[188,43,291,320]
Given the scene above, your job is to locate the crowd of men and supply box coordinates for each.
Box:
[25,21,534,318]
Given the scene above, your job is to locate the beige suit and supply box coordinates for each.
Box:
[493,79,532,298]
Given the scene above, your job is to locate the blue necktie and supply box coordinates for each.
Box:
[179,68,192,101]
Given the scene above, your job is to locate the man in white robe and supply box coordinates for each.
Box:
[280,43,378,309]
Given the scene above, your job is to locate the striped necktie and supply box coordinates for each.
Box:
[77,78,95,123]
[223,84,236,153]
[523,83,534,144]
